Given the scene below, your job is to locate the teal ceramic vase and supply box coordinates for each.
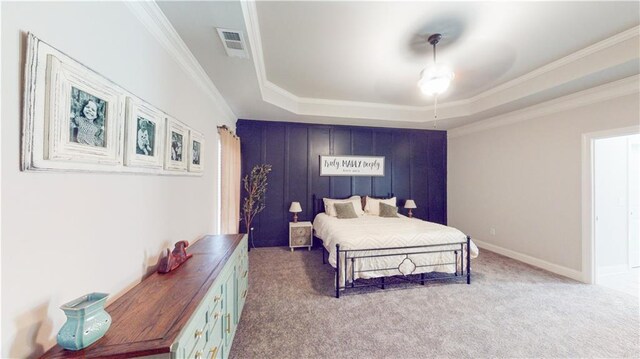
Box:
[57,292,111,350]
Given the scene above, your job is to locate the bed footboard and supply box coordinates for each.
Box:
[334,236,472,298]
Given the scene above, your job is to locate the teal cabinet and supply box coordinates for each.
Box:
[41,234,247,359]
[173,235,248,359]
[223,266,235,349]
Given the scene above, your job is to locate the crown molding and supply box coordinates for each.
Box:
[471,25,640,102]
[125,1,237,126]
[241,0,639,124]
[447,75,640,139]
[133,1,638,127]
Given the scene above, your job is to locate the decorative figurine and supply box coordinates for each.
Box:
[157,240,193,274]
[57,292,111,350]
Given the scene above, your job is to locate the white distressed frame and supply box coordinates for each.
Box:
[45,56,124,165]
[164,117,189,172]
[23,34,125,171]
[188,130,204,173]
[125,97,165,170]
[22,33,204,176]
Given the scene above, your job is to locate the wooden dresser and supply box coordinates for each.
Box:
[41,234,249,359]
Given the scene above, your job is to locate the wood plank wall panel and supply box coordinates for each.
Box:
[239,123,264,234]
[286,125,309,223]
[263,124,287,246]
[427,133,447,224]
[373,131,393,197]
[309,128,331,216]
[331,128,352,198]
[410,132,430,220]
[236,120,447,247]
[351,130,373,195]
[392,132,412,202]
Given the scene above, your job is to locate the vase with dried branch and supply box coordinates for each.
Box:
[242,164,272,248]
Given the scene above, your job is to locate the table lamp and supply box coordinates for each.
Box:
[404,200,416,218]
[289,201,302,222]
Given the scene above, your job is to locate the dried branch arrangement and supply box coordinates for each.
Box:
[242,164,272,233]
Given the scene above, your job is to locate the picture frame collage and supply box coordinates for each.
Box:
[22,33,204,176]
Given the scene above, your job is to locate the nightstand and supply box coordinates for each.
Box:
[289,221,313,251]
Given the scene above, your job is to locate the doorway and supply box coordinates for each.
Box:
[593,133,639,296]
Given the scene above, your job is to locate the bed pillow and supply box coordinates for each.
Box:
[323,196,364,217]
[364,196,397,216]
[379,203,399,218]
[334,202,359,219]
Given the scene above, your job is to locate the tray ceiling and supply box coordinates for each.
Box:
[157,1,639,130]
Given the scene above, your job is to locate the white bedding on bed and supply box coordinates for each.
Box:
[313,213,479,283]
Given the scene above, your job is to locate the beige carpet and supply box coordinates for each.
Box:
[229,247,639,358]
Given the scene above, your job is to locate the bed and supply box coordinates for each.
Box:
[312,194,479,297]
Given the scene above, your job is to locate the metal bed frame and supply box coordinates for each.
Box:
[312,194,471,298]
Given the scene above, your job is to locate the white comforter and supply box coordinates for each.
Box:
[313,213,479,283]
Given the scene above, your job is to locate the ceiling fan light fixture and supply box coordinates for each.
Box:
[418,65,454,95]
[418,33,455,96]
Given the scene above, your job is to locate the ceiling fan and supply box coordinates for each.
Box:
[418,33,454,127]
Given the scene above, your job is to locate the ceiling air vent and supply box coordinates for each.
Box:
[216,28,249,59]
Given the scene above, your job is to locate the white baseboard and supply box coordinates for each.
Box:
[473,239,585,282]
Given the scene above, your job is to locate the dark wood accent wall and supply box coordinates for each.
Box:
[237,119,447,247]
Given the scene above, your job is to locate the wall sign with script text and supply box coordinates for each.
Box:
[320,155,385,176]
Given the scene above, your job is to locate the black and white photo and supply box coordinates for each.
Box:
[188,130,204,173]
[164,117,188,171]
[136,117,155,156]
[69,87,107,147]
[123,97,165,170]
[171,131,183,161]
[192,141,200,165]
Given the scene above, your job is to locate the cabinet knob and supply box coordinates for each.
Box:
[195,350,203,359]
[209,346,219,359]
[242,290,247,299]
[211,311,220,320]
[243,270,248,278]
[194,329,204,339]
[214,295,221,303]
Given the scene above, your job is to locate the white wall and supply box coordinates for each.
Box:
[1,2,235,358]
[628,136,640,268]
[594,135,631,275]
[448,91,639,279]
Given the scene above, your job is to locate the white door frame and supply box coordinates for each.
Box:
[582,125,640,284]
[627,136,640,269]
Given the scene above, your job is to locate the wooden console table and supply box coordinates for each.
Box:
[41,234,248,359]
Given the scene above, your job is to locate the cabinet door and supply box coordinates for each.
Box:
[223,268,236,348]
[207,338,224,359]
[233,262,240,327]
[237,255,248,315]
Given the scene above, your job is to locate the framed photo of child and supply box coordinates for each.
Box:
[164,117,188,172]
[124,97,165,170]
[69,88,107,147]
[188,130,204,173]
[23,33,205,177]
[22,33,125,171]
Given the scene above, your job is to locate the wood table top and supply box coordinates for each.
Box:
[41,234,246,359]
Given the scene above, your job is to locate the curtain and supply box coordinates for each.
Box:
[218,126,241,234]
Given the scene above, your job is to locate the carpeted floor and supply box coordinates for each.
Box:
[229,247,639,358]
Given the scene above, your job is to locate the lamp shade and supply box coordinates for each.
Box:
[289,202,302,213]
[404,200,417,209]
[418,65,454,95]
